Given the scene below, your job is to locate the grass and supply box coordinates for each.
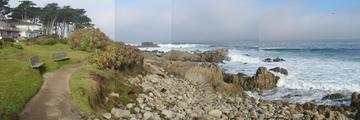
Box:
[69,65,100,115]
[0,43,89,119]
[69,65,143,116]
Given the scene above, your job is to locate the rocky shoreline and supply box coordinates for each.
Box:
[98,49,359,120]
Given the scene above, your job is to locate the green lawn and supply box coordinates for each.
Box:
[0,43,88,119]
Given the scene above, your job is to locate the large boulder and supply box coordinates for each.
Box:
[263,57,285,62]
[161,49,230,63]
[161,50,203,62]
[270,67,288,75]
[140,42,159,47]
[248,67,280,91]
[322,93,346,100]
[352,92,360,109]
[225,67,280,92]
[196,49,230,63]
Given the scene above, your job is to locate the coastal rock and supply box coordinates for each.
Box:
[161,49,229,63]
[142,58,166,76]
[356,111,360,120]
[352,92,360,108]
[322,93,346,100]
[263,57,285,62]
[269,67,288,75]
[111,108,130,118]
[161,110,174,119]
[143,111,153,120]
[102,113,111,119]
[208,110,222,118]
[162,50,203,62]
[140,42,159,47]
[196,48,230,63]
[226,67,280,92]
[249,67,280,91]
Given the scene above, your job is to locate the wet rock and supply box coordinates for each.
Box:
[196,48,230,63]
[208,110,222,118]
[224,67,280,92]
[352,92,360,109]
[162,50,203,62]
[263,57,285,62]
[102,113,111,119]
[355,111,360,120]
[140,42,159,47]
[270,67,288,75]
[322,93,346,100]
[111,108,130,118]
[250,67,280,91]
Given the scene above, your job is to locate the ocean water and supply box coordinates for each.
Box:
[136,40,360,106]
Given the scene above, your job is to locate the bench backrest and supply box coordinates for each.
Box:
[30,56,40,65]
[53,52,67,59]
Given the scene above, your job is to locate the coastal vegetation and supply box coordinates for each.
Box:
[0,40,88,119]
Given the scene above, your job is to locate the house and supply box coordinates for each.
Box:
[0,14,20,39]
[12,20,43,39]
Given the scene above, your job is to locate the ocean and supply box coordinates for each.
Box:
[135,40,360,106]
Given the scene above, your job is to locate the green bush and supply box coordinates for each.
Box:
[88,42,143,70]
[10,44,24,49]
[23,36,66,46]
[68,28,111,52]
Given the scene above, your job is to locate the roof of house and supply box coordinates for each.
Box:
[11,21,41,26]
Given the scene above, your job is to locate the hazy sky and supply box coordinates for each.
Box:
[8,0,360,43]
[117,0,360,43]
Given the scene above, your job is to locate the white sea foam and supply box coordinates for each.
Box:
[136,42,360,106]
[228,49,260,64]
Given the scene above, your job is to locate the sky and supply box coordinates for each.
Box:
[8,0,360,43]
[117,0,360,43]
[9,0,116,39]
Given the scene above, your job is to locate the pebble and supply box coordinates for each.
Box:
[209,110,222,118]
[161,110,174,118]
[102,113,111,119]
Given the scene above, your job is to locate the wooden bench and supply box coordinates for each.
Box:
[30,56,45,69]
[52,52,70,62]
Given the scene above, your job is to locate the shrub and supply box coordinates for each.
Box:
[68,28,111,52]
[10,44,24,49]
[88,42,143,70]
[2,38,15,43]
[23,36,66,46]
[0,40,3,48]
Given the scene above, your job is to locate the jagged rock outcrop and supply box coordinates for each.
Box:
[140,42,159,47]
[196,48,230,63]
[161,49,230,63]
[352,92,360,109]
[225,67,280,92]
[264,57,285,62]
[270,67,288,75]
[162,50,203,62]
[322,93,346,100]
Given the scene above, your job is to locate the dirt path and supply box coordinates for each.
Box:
[20,64,83,120]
